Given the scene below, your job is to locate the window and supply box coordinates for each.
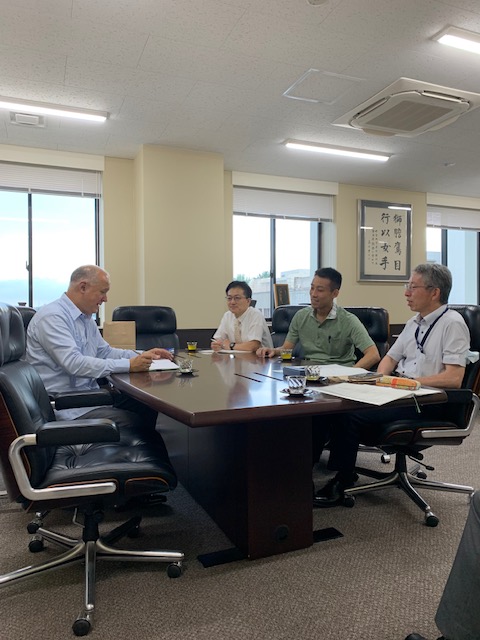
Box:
[427,206,480,304]
[233,187,334,318]
[0,164,101,308]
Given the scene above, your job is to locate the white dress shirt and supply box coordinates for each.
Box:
[213,306,273,348]
[387,305,470,379]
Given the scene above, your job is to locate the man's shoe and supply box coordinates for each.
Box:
[313,473,358,508]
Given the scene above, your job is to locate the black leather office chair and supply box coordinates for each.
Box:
[112,305,180,351]
[0,303,183,636]
[344,304,480,527]
[270,304,306,357]
[344,306,390,359]
[16,304,36,333]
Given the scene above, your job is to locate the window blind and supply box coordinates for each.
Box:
[0,162,102,197]
[427,205,480,231]
[233,186,333,221]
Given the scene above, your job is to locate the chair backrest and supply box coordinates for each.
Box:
[270,305,306,357]
[344,306,390,359]
[111,306,180,351]
[0,303,56,500]
[448,304,480,393]
[16,305,36,333]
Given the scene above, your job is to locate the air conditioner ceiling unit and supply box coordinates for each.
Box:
[333,78,480,137]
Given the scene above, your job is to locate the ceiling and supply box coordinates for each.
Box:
[2,0,480,197]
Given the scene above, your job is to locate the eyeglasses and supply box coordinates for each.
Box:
[225,296,247,302]
[404,284,434,291]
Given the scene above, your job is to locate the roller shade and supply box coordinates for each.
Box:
[427,205,480,231]
[0,162,102,197]
[233,186,333,221]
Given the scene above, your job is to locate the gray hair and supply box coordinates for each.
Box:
[413,263,452,304]
[69,265,107,286]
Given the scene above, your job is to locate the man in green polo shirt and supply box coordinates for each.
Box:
[257,267,380,505]
[257,267,379,368]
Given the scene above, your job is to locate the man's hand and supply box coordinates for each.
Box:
[146,347,174,361]
[256,347,278,358]
[130,352,155,372]
[211,339,226,352]
[129,348,173,372]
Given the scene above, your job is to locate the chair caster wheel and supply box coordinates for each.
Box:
[28,537,44,553]
[343,494,355,508]
[72,617,91,636]
[381,454,391,464]
[425,512,439,527]
[416,471,427,479]
[167,562,183,578]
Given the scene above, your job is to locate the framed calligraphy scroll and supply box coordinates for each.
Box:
[358,200,411,282]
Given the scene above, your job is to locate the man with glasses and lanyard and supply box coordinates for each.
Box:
[211,280,273,353]
[314,262,471,507]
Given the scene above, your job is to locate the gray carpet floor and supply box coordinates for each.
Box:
[1,426,479,640]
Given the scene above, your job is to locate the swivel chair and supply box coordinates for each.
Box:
[344,306,390,359]
[344,304,480,527]
[112,305,179,351]
[16,304,36,333]
[270,304,305,357]
[0,303,183,636]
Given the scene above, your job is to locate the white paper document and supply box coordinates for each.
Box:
[316,382,442,406]
[219,349,252,354]
[317,364,369,377]
[149,359,179,371]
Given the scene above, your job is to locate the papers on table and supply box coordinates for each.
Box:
[316,382,443,406]
[283,364,369,376]
[149,359,179,371]
[219,349,252,354]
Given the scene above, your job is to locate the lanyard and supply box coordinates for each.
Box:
[414,308,448,354]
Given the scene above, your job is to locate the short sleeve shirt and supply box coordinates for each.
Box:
[285,304,374,365]
[387,305,470,378]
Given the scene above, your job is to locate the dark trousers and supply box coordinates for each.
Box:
[314,399,448,474]
[435,490,480,640]
[80,391,169,460]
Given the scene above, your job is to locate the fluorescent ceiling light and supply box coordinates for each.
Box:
[284,140,390,162]
[434,26,480,55]
[0,97,108,122]
[388,205,412,211]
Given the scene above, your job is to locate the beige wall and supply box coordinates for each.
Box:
[103,146,232,330]
[102,149,429,327]
[335,184,427,324]
[102,156,137,316]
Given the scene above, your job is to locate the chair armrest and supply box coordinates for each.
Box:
[52,388,114,410]
[420,392,480,440]
[8,420,119,502]
[36,419,119,447]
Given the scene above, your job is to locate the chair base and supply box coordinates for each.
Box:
[344,454,473,526]
[0,509,184,636]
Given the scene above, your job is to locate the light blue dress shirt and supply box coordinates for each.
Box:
[26,293,138,418]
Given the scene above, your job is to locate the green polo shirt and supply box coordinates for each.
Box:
[285,305,374,365]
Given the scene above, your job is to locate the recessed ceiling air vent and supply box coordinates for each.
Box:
[333,78,480,137]
[10,112,45,127]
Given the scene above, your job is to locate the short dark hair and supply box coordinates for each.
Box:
[413,263,452,304]
[314,267,342,291]
[226,280,252,299]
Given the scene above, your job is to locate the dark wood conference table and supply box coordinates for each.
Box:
[111,352,445,560]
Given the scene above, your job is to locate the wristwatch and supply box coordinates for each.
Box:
[230,342,236,350]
